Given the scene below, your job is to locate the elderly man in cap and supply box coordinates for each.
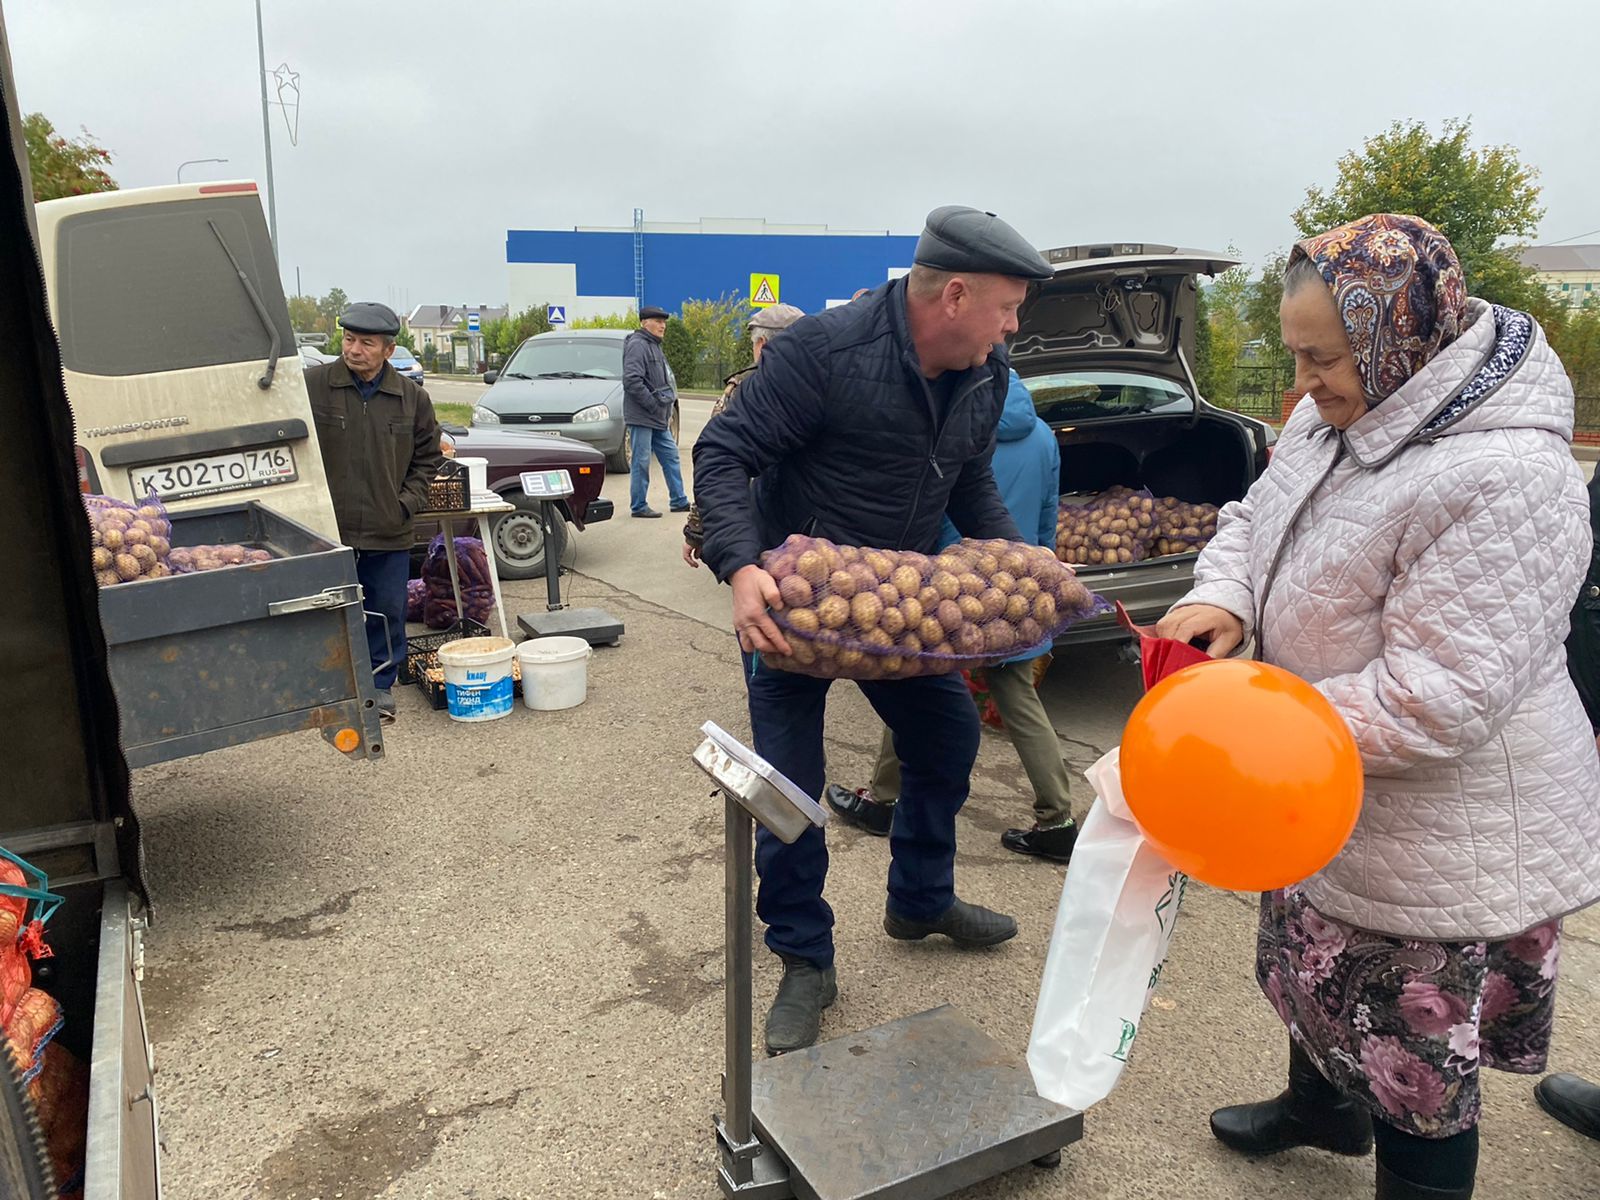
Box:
[306,302,444,723]
[622,306,689,518]
[682,302,805,567]
[694,206,1055,1053]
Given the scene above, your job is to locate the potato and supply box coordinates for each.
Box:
[930,641,955,658]
[219,545,246,565]
[828,568,859,599]
[817,543,843,572]
[1034,593,1058,625]
[882,655,906,676]
[130,544,157,570]
[850,592,884,631]
[975,553,1000,576]
[837,544,860,565]
[779,576,814,609]
[999,549,1027,575]
[95,569,121,588]
[918,616,945,646]
[817,596,851,630]
[797,550,828,585]
[1018,577,1041,599]
[899,596,925,628]
[953,625,985,656]
[837,647,865,671]
[934,553,966,576]
[957,594,984,622]
[991,570,1016,594]
[767,553,797,581]
[917,585,942,610]
[848,562,879,593]
[978,587,1007,621]
[91,546,113,571]
[936,599,964,636]
[890,565,921,597]
[862,628,894,651]
[789,640,818,667]
[1018,617,1044,647]
[148,536,170,557]
[931,571,960,601]
[899,551,931,575]
[786,607,821,635]
[146,563,171,579]
[901,632,924,655]
[957,572,985,598]
[101,527,124,551]
[114,553,142,581]
[881,606,907,638]
[875,583,900,611]
[984,622,1016,654]
[1004,593,1031,623]
[864,550,895,581]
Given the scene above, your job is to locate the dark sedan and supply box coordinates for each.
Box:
[415,426,613,579]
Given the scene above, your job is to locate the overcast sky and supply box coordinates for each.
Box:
[10,0,1598,311]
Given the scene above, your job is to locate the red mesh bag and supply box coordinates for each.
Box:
[758,536,1106,681]
[83,493,174,586]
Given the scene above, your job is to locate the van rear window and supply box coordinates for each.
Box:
[55,195,294,376]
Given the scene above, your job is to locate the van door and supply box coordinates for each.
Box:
[36,184,339,540]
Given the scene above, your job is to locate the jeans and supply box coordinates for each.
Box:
[628,424,687,514]
[355,548,410,691]
[868,658,1073,827]
[743,653,980,968]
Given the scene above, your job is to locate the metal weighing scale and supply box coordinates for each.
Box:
[514,469,624,646]
[693,721,1083,1200]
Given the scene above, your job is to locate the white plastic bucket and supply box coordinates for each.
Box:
[437,636,516,722]
[516,636,592,711]
[456,456,489,497]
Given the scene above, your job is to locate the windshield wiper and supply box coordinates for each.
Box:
[207,219,279,390]
[535,371,585,379]
[501,371,534,380]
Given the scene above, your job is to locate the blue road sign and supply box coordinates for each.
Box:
[467,311,481,333]
[547,304,567,326]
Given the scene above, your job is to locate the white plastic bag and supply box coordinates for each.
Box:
[1027,747,1187,1111]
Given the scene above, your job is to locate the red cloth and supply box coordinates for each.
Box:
[1115,602,1213,691]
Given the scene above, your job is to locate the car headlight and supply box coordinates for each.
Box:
[572,404,610,424]
[471,406,500,426]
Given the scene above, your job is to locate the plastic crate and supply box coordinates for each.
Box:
[400,617,489,686]
[424,460,470,513]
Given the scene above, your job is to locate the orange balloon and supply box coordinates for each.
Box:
[1120,659,1362,891]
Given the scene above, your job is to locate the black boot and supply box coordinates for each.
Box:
[1534,1073,1600,1141]
[1001,822,1078,863]
[824,784,894,837]
[883,897,1017,947]
[1375,1163,1475,1198]
[763,958,837,1056]
[1209,1040,1373,1156]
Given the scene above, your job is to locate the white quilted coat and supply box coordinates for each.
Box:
[1179,299,1600,939]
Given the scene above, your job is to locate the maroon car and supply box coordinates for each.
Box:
[416,425,613,578]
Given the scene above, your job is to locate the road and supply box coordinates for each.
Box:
[132,383,1600,1199]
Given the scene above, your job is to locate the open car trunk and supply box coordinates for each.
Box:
[0,4,161,1195]
[1057,410,1255,509]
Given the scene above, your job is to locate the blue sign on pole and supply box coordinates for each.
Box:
[547,304,567,326]
[467,311,481,333]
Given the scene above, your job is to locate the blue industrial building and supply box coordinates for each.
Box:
[505,216,919,322]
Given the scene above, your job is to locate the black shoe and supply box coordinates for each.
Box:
[1535,1073,1600,1141]
[669,503,692,513]
[764,959,837,1055]
[883,897,1017,948]
[1210,1041,1373,1157]
[1002,822,1078,863]
[825,784,894,837]
[1375,1163,1476,1198]
[632,508,663,519]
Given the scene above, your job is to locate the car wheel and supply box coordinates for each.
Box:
[487,494,569,580]
[607,431,630,474]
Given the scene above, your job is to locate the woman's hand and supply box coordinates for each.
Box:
[1156,605,1245,659]
[731,564,791,656]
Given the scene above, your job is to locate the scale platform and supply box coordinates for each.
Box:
[517,608,623,646]
[751,1005,1082,1200]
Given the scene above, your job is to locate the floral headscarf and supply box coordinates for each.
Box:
[1289,213,1469,404]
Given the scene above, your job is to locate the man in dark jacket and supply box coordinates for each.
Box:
[693,206,1054,1053]
[1534,472,1600,1140]
[307,302,444,723]
[621,305,688,518]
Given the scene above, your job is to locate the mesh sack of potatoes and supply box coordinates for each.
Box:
[167,544,274,574]
[1150,497,1220,558]
[756,535,1106,681]
[1054,486,1156,566]
[84,494,174,586]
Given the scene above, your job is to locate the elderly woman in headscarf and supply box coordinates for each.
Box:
[1157,213,1600,1199]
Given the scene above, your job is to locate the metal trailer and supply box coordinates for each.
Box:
[98,500,385,768]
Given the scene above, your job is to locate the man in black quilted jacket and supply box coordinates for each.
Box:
[693,206,1054,1053]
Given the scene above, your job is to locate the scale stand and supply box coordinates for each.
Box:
[693,723,1083,1200]
[513,470,624,646]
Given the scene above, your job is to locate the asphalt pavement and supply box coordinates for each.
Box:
[133,386,1600,1199]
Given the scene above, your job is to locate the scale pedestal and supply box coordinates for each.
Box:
[512,470,623,647]
[694,723,1082,1200]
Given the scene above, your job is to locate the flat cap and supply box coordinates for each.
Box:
[748,302,805,332]
[338,301,402,336]
[914,206,1053,281]
[639,305,671,321]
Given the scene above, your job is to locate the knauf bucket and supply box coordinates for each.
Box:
[437,636,516,722]
[456,456,490,497]
[516,636,592,711]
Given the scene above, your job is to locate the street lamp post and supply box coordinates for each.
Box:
[177,158,229,182]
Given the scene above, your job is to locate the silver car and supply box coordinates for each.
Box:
[472,329,680,472]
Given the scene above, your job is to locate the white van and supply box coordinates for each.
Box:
[35,181,339,538]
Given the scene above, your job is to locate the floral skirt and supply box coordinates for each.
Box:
[1256,887,1560,1137]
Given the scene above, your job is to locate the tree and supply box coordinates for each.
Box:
[1244,252,1291,371]
[679,293,751,386]
[1193,285,1217,401]
[317,288,350,330]
[1293,118,1544,308]
[23,113,115,202]
[287,293,321,336]
[570,309,638,330]
[1549,300,1600,403]
[394,326,416,352]
[661,318,695,388]
[500,306,553,355]
[1199,252,1252,405]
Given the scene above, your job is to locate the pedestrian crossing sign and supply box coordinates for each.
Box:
[750,274,780,307]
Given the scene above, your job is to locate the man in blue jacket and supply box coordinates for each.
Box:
[694,206,1055,1053]
[827,370,1078,864]
[621,305,688,518]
